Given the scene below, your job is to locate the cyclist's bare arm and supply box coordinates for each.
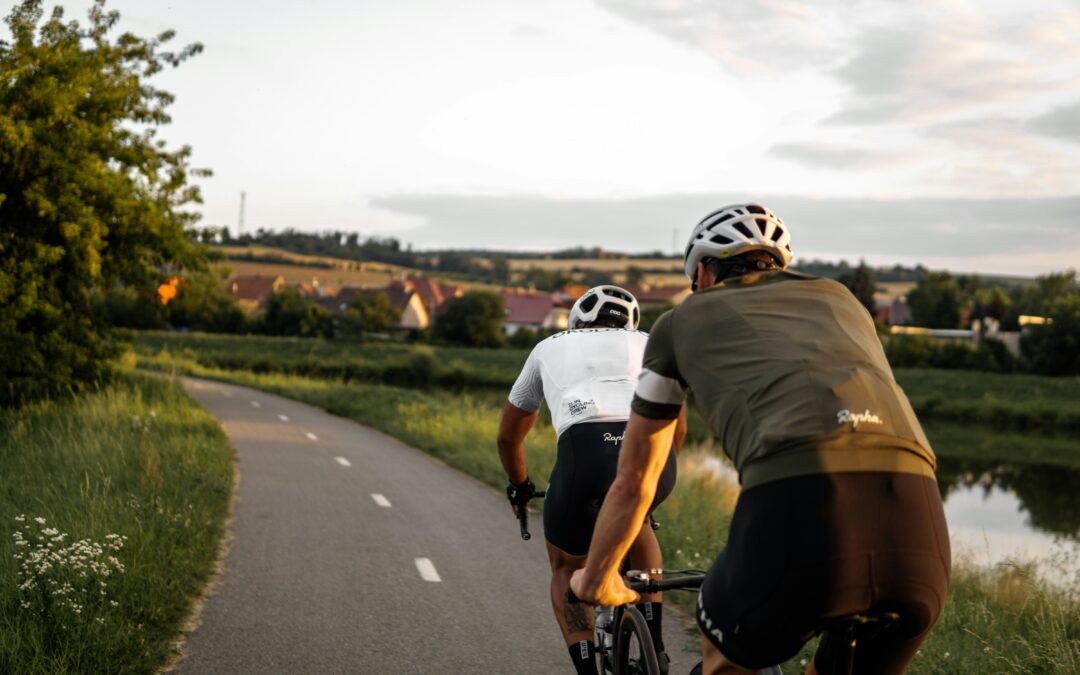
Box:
[497,402,538,488]
[570,412,677,606]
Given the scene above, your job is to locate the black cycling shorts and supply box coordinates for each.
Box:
[696,470,950,674]
[543,421,677,556]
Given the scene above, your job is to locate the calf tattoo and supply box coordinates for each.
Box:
[564,601,592,634]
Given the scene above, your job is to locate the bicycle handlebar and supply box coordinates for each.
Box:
[565,571,706,605]
[516,490,545,541]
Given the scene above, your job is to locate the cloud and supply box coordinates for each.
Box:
[1030,99,1080,141]
[826,15,1080,127]
[369,192,1080,271]
[768,142,907,170]
[595,0,853,76]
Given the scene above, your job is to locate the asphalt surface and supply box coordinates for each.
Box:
[176,377,700,674]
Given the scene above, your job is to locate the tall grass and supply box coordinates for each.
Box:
[141,359,1080,673]
[0,375,234,674]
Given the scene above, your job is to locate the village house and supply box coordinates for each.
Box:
[623,283,693,308]
[225,275,286,313]
[501,289,569,336]
[320,285,430,330]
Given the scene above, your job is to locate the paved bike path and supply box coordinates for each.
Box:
[176,377,700,674]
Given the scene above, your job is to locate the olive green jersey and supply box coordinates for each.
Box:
[632,270,935,489]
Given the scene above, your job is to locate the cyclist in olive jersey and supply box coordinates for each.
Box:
[571,204,950,675]
[498,285,685,675]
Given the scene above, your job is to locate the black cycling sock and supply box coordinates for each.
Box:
[567,640,598,675]
[636,601,665,652]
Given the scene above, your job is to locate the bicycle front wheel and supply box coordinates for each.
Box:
[615,606,660,675]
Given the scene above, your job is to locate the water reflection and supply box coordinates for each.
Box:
[936,458,1080,540]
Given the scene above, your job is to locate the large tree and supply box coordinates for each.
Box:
[906,272,967,329]
[433,291,505,347]
[840,260,877,316]
[0,0,206,405]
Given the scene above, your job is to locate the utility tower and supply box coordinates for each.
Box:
[238,191,246,236]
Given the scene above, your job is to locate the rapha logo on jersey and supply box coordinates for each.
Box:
[567,399,595,416]
[603,432,623,444]
[837,409,883,428]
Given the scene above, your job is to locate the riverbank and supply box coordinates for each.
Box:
[135,353,1080,673]
[0,374,234,673]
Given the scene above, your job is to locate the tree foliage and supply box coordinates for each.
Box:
[433,291,505,347]
[840,260,877,316]
[167,270,246,333]
[906,272,966,329]
[342,291,401,336]
[0,0,206,405]
[259,289,333,338]
[1021,293,1080,375]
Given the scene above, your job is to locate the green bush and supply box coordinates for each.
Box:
[259,289,334,338]
[1022,294,1080,376]
[885,335,1015,373]
[433,291,506,347]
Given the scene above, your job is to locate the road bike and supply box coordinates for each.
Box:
[516,490,665,675]
[517,492,899,675]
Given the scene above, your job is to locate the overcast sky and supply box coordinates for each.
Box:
[18,0,1080,275]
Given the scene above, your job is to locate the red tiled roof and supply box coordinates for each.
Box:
[226,275,282,301]
[624,283,690,303]
[502,290,557,325]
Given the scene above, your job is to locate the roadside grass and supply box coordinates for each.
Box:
[0,375,234,674]
[140,355,1080,674]
[130,331,1080,435]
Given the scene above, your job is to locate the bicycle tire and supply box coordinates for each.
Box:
[615,606,660,675]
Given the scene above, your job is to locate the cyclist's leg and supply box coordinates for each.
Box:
[700,638,756,675]
[546,540,593,645]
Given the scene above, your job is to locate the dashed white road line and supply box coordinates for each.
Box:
[278,414,290,422]
[250,401,262,408]
[305,432,319,441]
[335,457,351,467]
[415,558,442,583]
[371,494,391,508]
[222,391,233,398]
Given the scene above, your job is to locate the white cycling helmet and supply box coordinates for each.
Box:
[569,285,640,330]
[683,203,793,286]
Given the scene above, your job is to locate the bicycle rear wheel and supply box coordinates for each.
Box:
[615,606,660,675]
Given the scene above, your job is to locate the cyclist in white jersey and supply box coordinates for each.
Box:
[498,285,684,675]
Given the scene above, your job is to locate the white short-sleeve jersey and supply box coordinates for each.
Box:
[508,328,649,437]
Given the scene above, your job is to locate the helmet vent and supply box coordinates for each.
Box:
[755,218,768,236]
[710,234,733,245]
[579,294,598,312]
[770,227,784,242]
[746,205,766,215]
[733,221,754,239]
[715,212,735,224]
